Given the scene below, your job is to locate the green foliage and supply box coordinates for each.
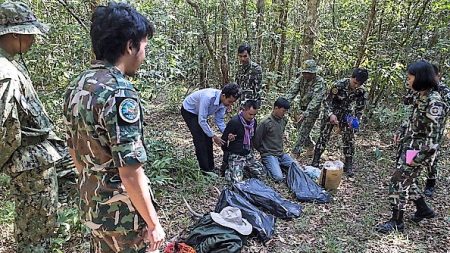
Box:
[52,206,89,252]
[0,200,14,225]
[144,138,217,189]
[0,173,10,187]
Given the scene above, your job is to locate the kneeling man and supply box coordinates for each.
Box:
[221,100,265,184]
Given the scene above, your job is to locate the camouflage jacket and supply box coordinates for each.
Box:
[0,47,62,173]
[323,78,367,121]
[63,61,148,232]
[235,61,263,103]
[286,74,326,118]
[399,90,446,166]
[397,83,450,138]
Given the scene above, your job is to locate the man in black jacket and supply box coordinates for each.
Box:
[222,100,265,184]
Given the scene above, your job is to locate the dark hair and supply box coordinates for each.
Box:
[351,68,369,84]
[274,97,290,110]
[242,99,258,110]
[407,60,438,91]
[238,44,251,56]
[90,2,154,64]
[221,83,241,99]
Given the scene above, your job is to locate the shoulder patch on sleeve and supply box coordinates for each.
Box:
[118,98,140,124]
[428,105,443,117]
[331,87,339,95]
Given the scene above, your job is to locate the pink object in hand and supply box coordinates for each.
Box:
[406,150,420,164]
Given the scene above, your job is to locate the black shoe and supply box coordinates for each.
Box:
[411,197,436,222]
[375,209,404,234]
[423,179,436,197]
[344,167,354,177]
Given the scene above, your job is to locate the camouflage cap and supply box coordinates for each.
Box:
[301,59,319,74]
[0,1,49,36]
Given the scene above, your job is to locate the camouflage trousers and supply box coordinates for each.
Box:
[91,228,148,253]
[225,153,265,184]
[389,160,426,211]
[312,119,354,169]
[10,166,58,253]
[293,109,320,153]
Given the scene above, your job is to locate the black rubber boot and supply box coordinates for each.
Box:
[343,167,354,177]
[411,197,436,222]
[423,179,436,198]
[344,157,354,177]
[375,209,405,234]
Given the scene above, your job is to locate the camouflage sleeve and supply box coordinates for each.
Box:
[395,119,408,137]
[0,78,21,169]
[323,83,337,118]
[412,100,446,164]
[286,76,300,103]
[303,78,326,118]
[354,89,367,120]
[254,64,263,101]
[439,84,450,111]
[102,89,147,167]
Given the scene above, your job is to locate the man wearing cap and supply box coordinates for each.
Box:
[0,1,61,251]
[235,43,263,107]
[311,68,369,176]
[286,59,326,156]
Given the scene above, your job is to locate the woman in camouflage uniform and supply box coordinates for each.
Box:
[376,60,446,234]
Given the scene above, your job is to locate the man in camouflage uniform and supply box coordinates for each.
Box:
[394,64,450,197]
[311,68,369,176]
[286,59,326,156]
[235,43,263,107]
[376,60,445,234]
[221,100,264,184]
[0,2,61,252]
[63,3,164,252]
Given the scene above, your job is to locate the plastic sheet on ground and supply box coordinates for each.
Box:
[231,178,302,219]
[215,189,275,243]
[287,163,331,204]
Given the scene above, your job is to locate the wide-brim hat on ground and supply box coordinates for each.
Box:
[0,1,49,36]
[301,59,319,73]
[210,206,252,235]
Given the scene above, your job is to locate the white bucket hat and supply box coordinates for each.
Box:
[210,206,252,235]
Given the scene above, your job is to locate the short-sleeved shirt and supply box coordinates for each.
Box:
[63,61,147,232]
[323,78,367,120]
[182,88,226,137]
[235,61,263,104]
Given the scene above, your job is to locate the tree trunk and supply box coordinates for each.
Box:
[186,0,222,83]
[255,0,265,64]
[355,0,377,67]
[198,36,207,88]
[243,0,249,42]
[275,0,289,84]
[301,0,321,61]
[220,0,230,84]
[400,0,431,47]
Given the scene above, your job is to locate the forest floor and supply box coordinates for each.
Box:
[1,99,450,253]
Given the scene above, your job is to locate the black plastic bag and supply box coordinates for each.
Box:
[215,189,275,243]
[287,163,331,204]
[232,179,302,219]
